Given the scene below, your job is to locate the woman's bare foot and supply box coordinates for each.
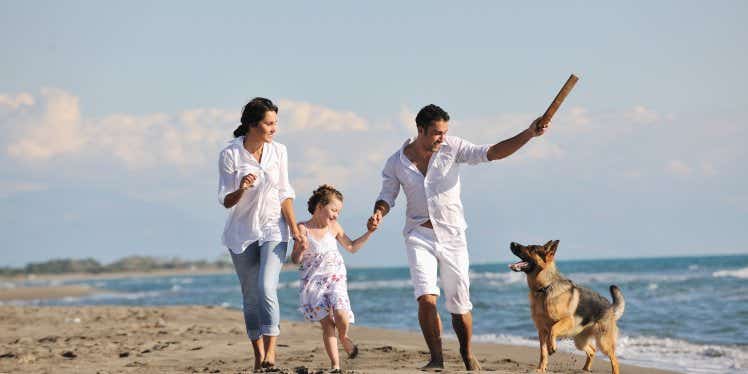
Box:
[260,351,275,369]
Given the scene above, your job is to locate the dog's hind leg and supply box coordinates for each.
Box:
[574,333,595,371]
[597,325,620,374]
[548,316,574,355]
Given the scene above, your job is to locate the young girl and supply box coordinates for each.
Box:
[291,185,377,372]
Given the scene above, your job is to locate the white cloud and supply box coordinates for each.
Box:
[562,106,592,129]
[700,161,717,176]
[5,88,85,161]
[0,89,375,173]
[619,169,644,179]
[398,106,417,135]
[0,181,48,197]
[626,105,662,125]
[0,92,35,110]
[278,99,368,132]
[667,160,692,176]
[2,88,735,211]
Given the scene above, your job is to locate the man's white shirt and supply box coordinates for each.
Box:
[376,135,491,248]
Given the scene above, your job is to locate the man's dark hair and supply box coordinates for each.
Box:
[415,104,449,130]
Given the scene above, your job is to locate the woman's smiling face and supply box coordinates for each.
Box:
[254,110,277,142]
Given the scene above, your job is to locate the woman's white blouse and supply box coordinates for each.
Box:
[218,138,295,253]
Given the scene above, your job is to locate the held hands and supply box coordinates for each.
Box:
[529,116,550,137]
[239,173,257,190]
[367,210,383,232]
[293,233,308,252]
[293,226,308,251]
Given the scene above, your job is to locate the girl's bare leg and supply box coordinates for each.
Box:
[320,316,340,369]
[333,309,356,356]
[250,337,265,370]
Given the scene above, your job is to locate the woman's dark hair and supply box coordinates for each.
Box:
[307,184,344,214]
[233,97,279,138]
[415,104,450,131]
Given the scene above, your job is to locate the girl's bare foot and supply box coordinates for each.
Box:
[341,336,358,359]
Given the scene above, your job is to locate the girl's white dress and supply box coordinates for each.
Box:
[298,229,355,323]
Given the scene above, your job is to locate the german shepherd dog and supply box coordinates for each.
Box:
[509,241,625,374]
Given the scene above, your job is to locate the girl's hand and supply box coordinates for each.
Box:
[239,173,257,190]
[367,216,379,232]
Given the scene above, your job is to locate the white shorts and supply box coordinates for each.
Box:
[404,226,473,314]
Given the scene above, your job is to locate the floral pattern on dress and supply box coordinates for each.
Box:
[298,230,354,323]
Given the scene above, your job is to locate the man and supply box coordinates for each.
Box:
[370,104,548,370]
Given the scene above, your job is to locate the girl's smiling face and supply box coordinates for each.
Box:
[315,197,342,225]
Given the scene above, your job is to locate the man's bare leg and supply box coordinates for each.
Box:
[452,312,481,371]
[418,294,444,369]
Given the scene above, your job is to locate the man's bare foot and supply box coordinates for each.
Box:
[420,359,444,371]
[462,355,482,371]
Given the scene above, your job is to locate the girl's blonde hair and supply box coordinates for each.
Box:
[307,184,344,214]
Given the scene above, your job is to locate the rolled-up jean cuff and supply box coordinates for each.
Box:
[260,324,280,337]
[247,329,262,340]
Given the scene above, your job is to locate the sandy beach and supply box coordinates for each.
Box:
[0,303,678,374]
[0,285,98,302]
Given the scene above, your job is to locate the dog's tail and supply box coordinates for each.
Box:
[610,285,625,320]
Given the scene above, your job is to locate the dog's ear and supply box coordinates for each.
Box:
[546,240,560,259]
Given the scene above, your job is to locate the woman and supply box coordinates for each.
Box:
[218,97,305,370]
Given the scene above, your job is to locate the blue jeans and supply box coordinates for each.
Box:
[230,240,288,340]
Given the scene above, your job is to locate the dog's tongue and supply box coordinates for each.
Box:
[509,261,528,272]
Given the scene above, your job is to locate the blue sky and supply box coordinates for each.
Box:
[1,1,746,267]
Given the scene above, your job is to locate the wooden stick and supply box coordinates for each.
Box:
[539,74,579,126]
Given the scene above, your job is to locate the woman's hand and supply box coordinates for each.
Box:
[239,173,257,190]
[290,224,309,264]
[293,232,308,250]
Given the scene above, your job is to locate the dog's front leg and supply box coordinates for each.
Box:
[537,331,549,372]
[548,316,575,355]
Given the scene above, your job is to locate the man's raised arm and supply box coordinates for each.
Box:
[486,117,548,161]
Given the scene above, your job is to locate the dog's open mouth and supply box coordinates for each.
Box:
[509,260,531,272]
